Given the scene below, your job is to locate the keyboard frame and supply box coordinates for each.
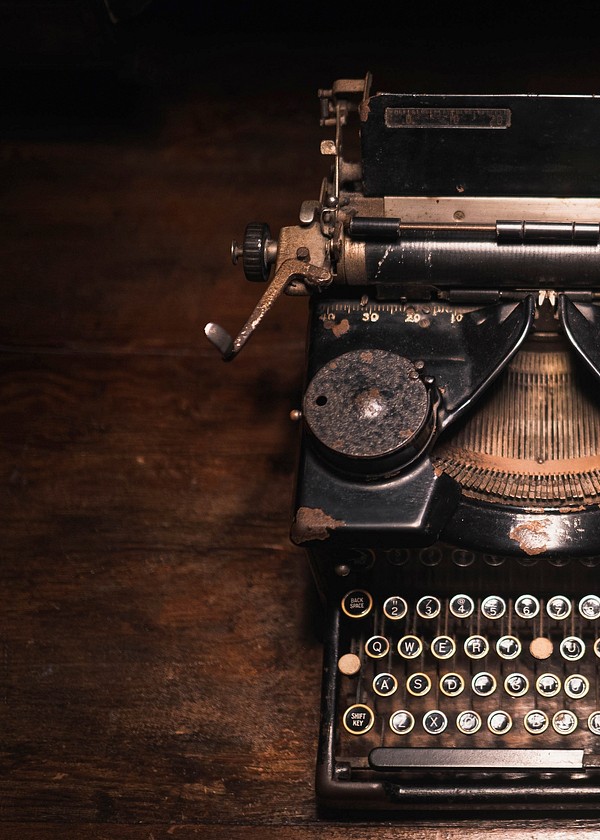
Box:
[313,551,600,810]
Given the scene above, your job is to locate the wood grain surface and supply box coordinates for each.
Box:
[2,3,600,837]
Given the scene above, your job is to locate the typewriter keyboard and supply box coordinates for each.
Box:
[336,588,600,764]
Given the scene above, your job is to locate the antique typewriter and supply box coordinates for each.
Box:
[206,74,600,810]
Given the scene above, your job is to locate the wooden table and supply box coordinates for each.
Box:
[1,5,600,837]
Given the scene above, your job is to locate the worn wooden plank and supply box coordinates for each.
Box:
[3,823,600,840]
[0,350,321,824]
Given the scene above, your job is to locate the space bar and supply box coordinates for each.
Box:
[369,747,584,771]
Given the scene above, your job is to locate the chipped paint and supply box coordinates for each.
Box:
[509,519,552,556]
[290,506,345,544]
[323,317,350,338]
[373,242,393,281]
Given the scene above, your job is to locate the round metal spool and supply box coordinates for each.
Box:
[303,349,431,477]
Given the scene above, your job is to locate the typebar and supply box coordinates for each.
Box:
[369,748,584,771]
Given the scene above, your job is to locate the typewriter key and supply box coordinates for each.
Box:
[496,635,522,660]
[431,635,456,660]
[449,594,475,618]
[588,712,600,735]
[451,549,475,567]
[560,636,585,661]
[343,704,375,735]
[440,673,465,697]
[546,595,572,620]
[383,596,407,620]
[548,558,570,568]
[524,710,549,735]
[481,596,506,619]
[487,710,513,735]
[536,673,561,697]
[423,710,448,735]
[504,673,529,697]
[416,596,441,619]
[552,710,578,735]
[472,672,497,697]
[389,710,415,735]
[365,635,390,658]
[564,674,589,699]
[514,594,540,619]
[420,546,443,567]
[341,589,373,619]
[456,710,482,735]
[595,639,600,658]
[397,635,423,659]
[373,673,398,697]
[406,672,431,697]
[579,594,600,619]
[464,635,489,659]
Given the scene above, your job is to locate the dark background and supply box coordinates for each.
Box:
[2,1,600,837]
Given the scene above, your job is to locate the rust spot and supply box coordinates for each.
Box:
[290,506,345,544]
[323,318,350,338]
[332,318,350,338]
[359,350,374,363]
[509,519,551,556]
[559,504,585,514]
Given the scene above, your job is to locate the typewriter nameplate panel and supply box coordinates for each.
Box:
[385,107,511,130]
[363,93,600,197]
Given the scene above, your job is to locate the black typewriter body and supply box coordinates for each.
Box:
[206,74,600,810]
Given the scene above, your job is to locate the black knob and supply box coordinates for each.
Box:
[241,222,272,282]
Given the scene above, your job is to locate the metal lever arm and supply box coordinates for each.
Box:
[204,258,332,361]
